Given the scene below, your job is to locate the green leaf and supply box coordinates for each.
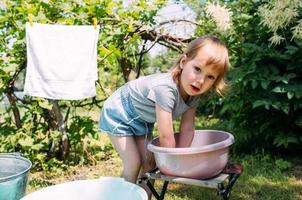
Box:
[275,159,291,171]
[294,117,302,127]
[260,81,268,89]
[295,92,302,99]
[252,100,271,109]
[273,134,299,148]
[271,102,281,110]
[285,45,299,55]
[31,143,44,151]
[272,86,286,93]
[251,80,258,89]
[19,137,34,147]
[36,154,46,161]
[287,92,294,99]
[281,104,290,114]
[38,100,52,110]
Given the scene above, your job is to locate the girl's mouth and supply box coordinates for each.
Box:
[190,85,200,93]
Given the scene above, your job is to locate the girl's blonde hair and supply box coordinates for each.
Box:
[171,35,230,96]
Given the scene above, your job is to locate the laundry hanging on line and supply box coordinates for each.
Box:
[24,22,100,100]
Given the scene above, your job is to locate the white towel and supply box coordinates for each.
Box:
[24,22,99,100]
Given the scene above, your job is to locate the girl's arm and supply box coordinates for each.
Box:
[178,107,196,148]
[156,104,175,148]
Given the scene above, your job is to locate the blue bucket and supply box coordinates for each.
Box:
[0,154,32,200]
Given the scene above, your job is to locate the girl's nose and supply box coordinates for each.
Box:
[197,75,205,85]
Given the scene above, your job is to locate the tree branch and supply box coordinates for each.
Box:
[158,19,200,27]
[139,29,194,52]
[4,60,27,128]
[136,40,147,78]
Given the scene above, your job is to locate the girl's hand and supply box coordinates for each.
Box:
[178,107,196,147]
[156,104,175,148]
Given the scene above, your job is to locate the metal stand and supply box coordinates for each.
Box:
[138,162,243,200]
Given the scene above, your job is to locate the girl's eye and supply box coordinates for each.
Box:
[194,66,201,72]
[208,75,215,80]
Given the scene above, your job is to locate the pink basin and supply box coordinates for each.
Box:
[147,130,234,179]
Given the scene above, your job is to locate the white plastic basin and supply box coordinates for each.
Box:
[21,177,147,200]
[148,130,235,179]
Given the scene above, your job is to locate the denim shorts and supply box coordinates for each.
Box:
[99,84,154,136]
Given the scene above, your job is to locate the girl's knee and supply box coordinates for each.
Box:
[122,157,142,183]
[124,157,141,171]
[141,154,155,172]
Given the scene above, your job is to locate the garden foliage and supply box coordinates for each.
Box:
[0,0,301,171]
[191,0,302,152]
[0,0,165,169]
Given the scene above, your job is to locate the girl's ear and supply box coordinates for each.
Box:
[180,54,187,69]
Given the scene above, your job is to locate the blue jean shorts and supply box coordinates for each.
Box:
[99,84,154,136]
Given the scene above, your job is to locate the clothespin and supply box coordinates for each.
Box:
[28,14,33,26]
[93,17,97,29]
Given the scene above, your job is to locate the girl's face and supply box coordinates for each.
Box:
[179,44,222,100]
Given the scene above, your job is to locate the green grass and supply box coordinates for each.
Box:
[22,115,302,200]
[232,154,302,200]
[27,141,302,200]
[147,154,302,200]
[4,99,300,199]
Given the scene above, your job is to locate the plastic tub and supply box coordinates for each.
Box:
[21,177,147,200]
[0,153,32,200]
[148,130,234,179]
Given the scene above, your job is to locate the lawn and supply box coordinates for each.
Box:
[27,134,302,200]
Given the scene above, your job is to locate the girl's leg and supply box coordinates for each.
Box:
[134,134,155,175]
[108,134,141,183]
[135,135,156,199]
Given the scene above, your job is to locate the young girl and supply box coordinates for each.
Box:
[99,35,229,191]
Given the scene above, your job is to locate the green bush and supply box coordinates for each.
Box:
[196,1,302,152]
[0,0,165,170]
